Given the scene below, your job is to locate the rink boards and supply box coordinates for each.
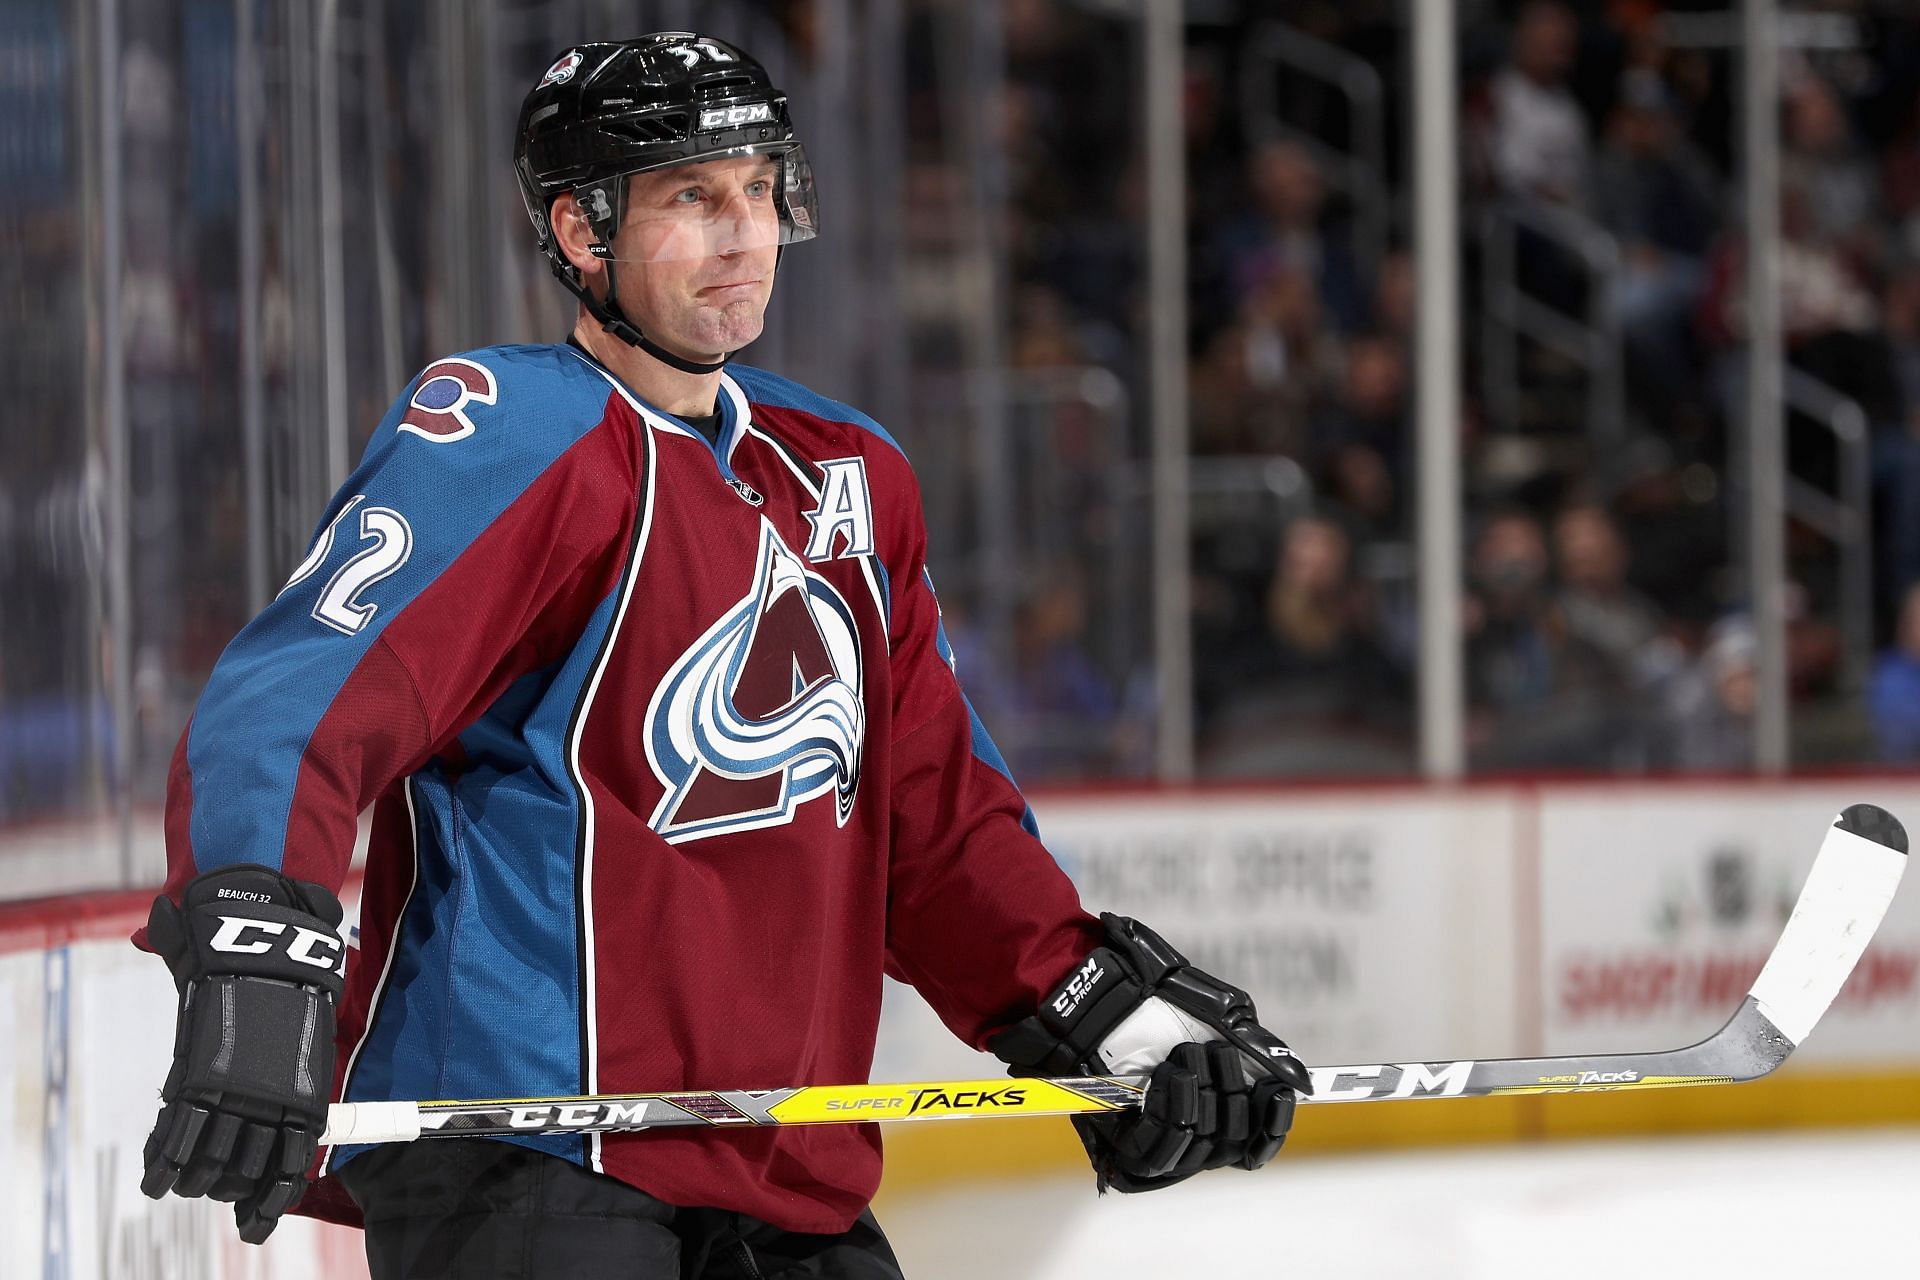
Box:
[5,777,1920,1277]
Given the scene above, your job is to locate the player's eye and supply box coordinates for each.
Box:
[745,179,772,199]
[673,187,703,205]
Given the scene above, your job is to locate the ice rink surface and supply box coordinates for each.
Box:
[878,1130,1920,1280]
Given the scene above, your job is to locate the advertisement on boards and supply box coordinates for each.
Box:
[1029,791,1522,1069]
[1536,782,1920,1064]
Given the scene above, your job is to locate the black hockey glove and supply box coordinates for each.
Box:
[990,913,1312,1193]
[141,864,345,1244]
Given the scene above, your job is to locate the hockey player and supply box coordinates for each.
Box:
[135,33,1310,1277]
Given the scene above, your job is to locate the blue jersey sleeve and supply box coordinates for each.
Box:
[160,346,635,900]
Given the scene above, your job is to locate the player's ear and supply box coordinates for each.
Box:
[550,191,604,280]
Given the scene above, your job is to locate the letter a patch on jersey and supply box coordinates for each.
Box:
[802,458,875,562]
[645,518,865,843]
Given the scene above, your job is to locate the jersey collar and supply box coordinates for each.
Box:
[564,342,755,476]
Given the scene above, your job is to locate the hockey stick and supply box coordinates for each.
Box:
[322,803,1907,1147]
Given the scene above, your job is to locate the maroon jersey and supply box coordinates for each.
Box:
[155,342,1100,1232]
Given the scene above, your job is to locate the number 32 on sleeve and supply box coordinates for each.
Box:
[281,495,415,636]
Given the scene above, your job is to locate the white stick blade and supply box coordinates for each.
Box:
[1748,805,1908,1046]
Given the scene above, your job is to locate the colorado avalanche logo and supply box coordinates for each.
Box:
[399,358,496,442]
[540,50,583,88]
[645,518,865,843]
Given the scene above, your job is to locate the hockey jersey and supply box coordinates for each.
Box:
[148,342,1102,1233]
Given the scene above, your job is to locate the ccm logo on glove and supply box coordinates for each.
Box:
[210,916,345,971]
[142,865,346,1245]
[1051,956,1107,1017]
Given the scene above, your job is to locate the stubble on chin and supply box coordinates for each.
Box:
[681,297,768,356]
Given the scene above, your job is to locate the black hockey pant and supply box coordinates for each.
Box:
[336,1138,907,1279]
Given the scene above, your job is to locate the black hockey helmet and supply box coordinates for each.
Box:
[513,34,818,373]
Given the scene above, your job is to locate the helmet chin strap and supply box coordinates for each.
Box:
[589,257,731,376]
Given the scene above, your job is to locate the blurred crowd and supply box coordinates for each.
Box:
[955,0,1920,779]
[15,0,1920,833]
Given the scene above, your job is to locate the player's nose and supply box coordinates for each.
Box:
[708,186,773,253]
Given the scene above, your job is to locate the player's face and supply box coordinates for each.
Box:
[612,156,782,360]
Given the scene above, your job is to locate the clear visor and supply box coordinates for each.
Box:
[577,144,818,264]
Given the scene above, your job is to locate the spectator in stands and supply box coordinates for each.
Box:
[1200,511,1406,774]
[1700,180,1884,451]
[1488,0,1591,208]
[1869,583,1920,761]
[1466,510,1556,710]
[1662,616,1756,771]
[1465,508,1623,768]
[1661,43,1734,176]
[1258,514,1389,692]
[1212,138,1367,335]
[1308,335,1409,540]
[1192,264,1335,456]
[1371,248,1415,344]
[1552,501,1679,765]
[1008,284,1087,369]
[1479,0,1597,321]
[1779,177,1881,344]
[1784,580,1843,701]
[1592,67,1722,429]
[1552,501,1670,683]
[1707,170,1908,525]
[1189,322,1268,457]
[994,568,1129,780]
[1183,45,1241,229]
[1783,71,1880,260]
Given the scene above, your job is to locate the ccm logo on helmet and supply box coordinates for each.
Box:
[700,103,774,130]
[210,916,345,971]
